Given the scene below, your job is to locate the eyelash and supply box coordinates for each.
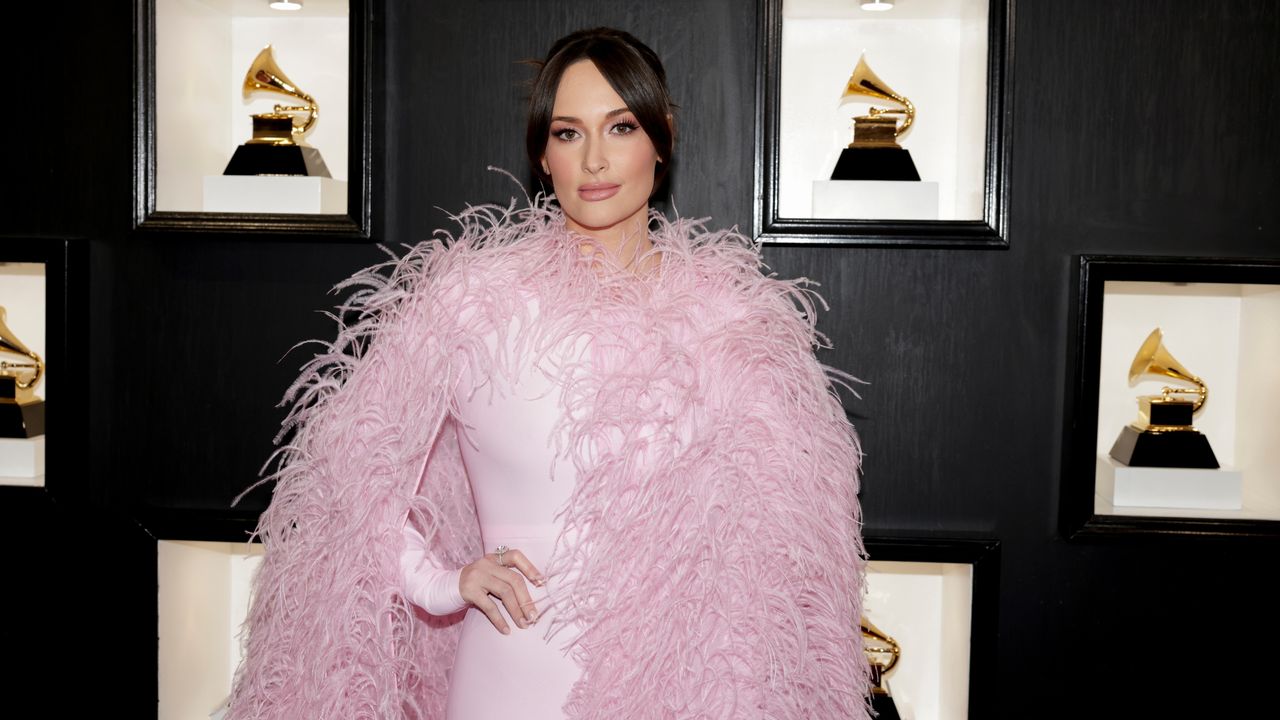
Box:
[551,121,640,142]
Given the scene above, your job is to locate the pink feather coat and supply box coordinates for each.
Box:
[227,196,871,719]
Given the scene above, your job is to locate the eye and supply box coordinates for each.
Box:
[551,127,581,142]
[610,121,639,136]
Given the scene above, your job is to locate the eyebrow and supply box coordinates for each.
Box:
[550,107,632,123]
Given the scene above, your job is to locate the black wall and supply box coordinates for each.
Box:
[2,0,1277,715]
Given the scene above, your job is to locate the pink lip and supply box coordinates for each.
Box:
[578,183,621,201]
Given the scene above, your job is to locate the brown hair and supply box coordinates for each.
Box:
[526,28,676,193]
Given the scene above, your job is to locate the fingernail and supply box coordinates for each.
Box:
[501,626,511,635]
[528,610,539,624]
[534,576,546,586]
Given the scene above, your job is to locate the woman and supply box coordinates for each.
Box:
[229,28,869,720]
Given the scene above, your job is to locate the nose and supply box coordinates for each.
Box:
[582,137,607,174]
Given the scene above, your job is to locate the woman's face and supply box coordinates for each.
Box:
[541,60,661,240]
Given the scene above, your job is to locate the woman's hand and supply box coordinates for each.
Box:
[458,547,545,635]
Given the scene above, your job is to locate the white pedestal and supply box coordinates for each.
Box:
[811,180,940,220]
[202,176,347,214]
[1095,455,1243,510]
[0,435,45,485]
[158,540,263,720]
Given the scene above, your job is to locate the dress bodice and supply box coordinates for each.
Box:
[444,300,584,719]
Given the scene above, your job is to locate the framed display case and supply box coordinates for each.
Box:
[863,534,999,720]
[157,538,263,719]
[754,0,1013,247]
[133,0,377,237]
[1062,256,1280,539]
[0,240,68,490]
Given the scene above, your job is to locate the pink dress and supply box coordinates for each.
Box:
[231,206,869,718]
[401,300,584,718]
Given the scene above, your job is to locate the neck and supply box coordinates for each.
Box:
[567,205,658,274]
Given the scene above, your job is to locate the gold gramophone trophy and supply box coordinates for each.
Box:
[222,45,332,177]
[1108,328,1219,468]
[0,306,45,438]
[831,53,920,181]
[861,616,904,720]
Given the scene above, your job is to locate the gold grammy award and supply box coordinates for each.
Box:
[0,305,45,438]
[1108,328,1219,468]
[223,45,332,177]
[830,53,920,181]
[861,616,904,720]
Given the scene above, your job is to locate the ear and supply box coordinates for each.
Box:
[664,112,676,160]
[540,156,550,175]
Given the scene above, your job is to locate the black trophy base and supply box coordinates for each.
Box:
[223,144,332,178]
[1109,425,1220,469]
[871,693,903,720]
[830,146,920,181]
[0,398,45,438]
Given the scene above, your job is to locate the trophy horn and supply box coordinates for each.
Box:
[1127,328,1208,412]
[0,305,44,395]
[243,45,319,139]
[860,616,902,697]
[841,53,915,139]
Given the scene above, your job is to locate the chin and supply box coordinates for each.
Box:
[561,196,649,233]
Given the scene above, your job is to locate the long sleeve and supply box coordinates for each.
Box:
[400,523,468,615]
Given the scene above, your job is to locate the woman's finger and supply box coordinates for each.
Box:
[490,547,540,624]
[470,592,511,635]
[498,566,538,625]
[481,571,532,628]
[498,548,546,588]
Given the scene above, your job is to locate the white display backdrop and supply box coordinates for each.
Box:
[157,540,263,720]
[0,262,46,488]
[0,262,45,402]
[1094,281,1280,519]
[156,0,350,212]
[778,0,989,221]
[865,560,973,720]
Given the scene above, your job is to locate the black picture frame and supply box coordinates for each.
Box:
[0,237,83,501]
[132,0,379,239]
[753,0,1014,248]
[134,506,260,544]
[864,533,1000,719]
[1061,255,1280,540]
